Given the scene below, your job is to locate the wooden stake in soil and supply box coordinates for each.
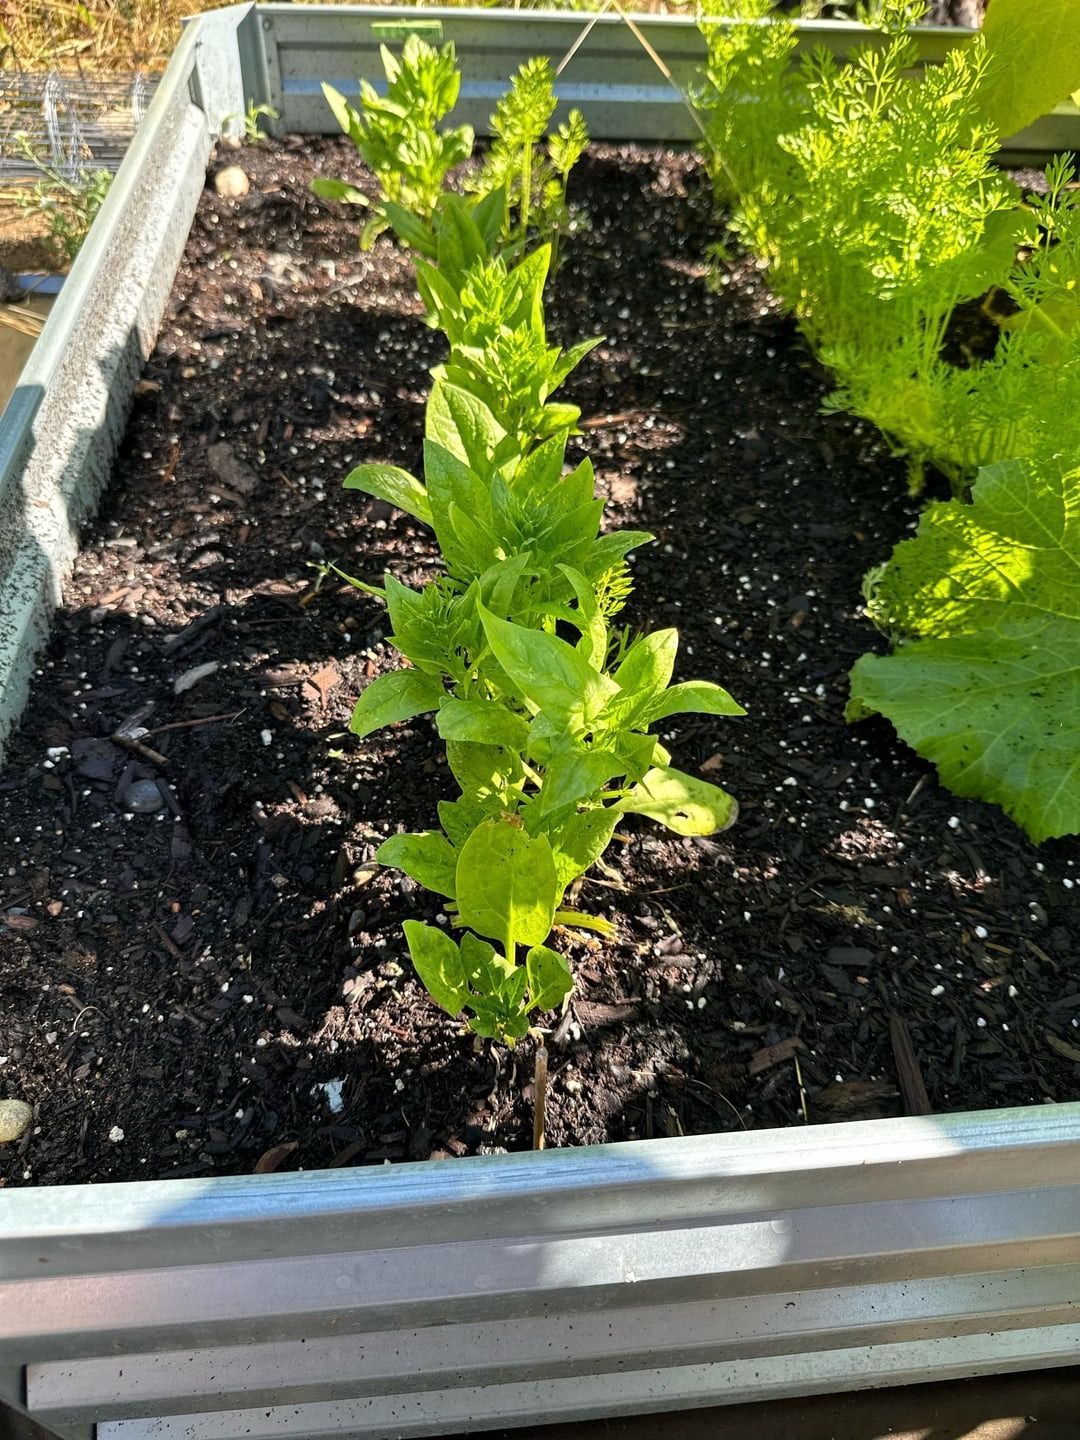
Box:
[889,1013,933,1116]
[533,1043,549,1151]
[793,1052,810,1125]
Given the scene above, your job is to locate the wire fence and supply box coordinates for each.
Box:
[0,70,155,186]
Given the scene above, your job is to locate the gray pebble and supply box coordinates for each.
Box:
[125,779,165,814]
[0,1099,33,1144]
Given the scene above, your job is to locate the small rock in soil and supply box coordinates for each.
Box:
[174,661,220,695]
[124,779,166,814]
[205,441,258,495]
[0,1099,33,1143]
[213,166,250,198]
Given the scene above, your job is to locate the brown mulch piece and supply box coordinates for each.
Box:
[0,137,1076,1188]
[888,1014,932,1116]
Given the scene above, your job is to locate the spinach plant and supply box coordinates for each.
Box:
[222,99,280,144]
[315,42,588,267]
[347,379,742,1044]
[380,178,600,452]
[376,193,599,451]
[420,234,601,450]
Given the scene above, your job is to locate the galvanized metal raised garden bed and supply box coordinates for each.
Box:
[5,1104,1080,1439]
[1,8,1079,1438]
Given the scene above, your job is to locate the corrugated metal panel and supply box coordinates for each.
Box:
[87,1332,1080,1440]
[26,1272,1080,1420]
[4,1105,1080,1436]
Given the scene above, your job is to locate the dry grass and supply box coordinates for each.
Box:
[0,0,213,71]
[0,0,653,73]
[0,0,251,72]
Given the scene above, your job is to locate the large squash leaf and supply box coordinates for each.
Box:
[847,456,1080,843]
[978,0,1080,141]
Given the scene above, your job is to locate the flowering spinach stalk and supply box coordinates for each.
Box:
[315,40,588,268]
[423,236,602,452]
[313,35,474,245]
[317,44,600,454]
[469,56,589,264]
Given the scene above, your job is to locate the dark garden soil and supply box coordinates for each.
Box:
[0,137,1077,1188]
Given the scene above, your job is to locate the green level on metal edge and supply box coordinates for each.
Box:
[371,19,444,39]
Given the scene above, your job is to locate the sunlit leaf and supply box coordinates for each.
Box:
[525,944,573,1013]
[403,921,468,1017]
[979,0,1080,140]
[848,455,1080,842]
[620,765,739,836]
[344,462,432,526]
[455,815,559,952]
[349,669,445,739]
[377,831,458,897]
